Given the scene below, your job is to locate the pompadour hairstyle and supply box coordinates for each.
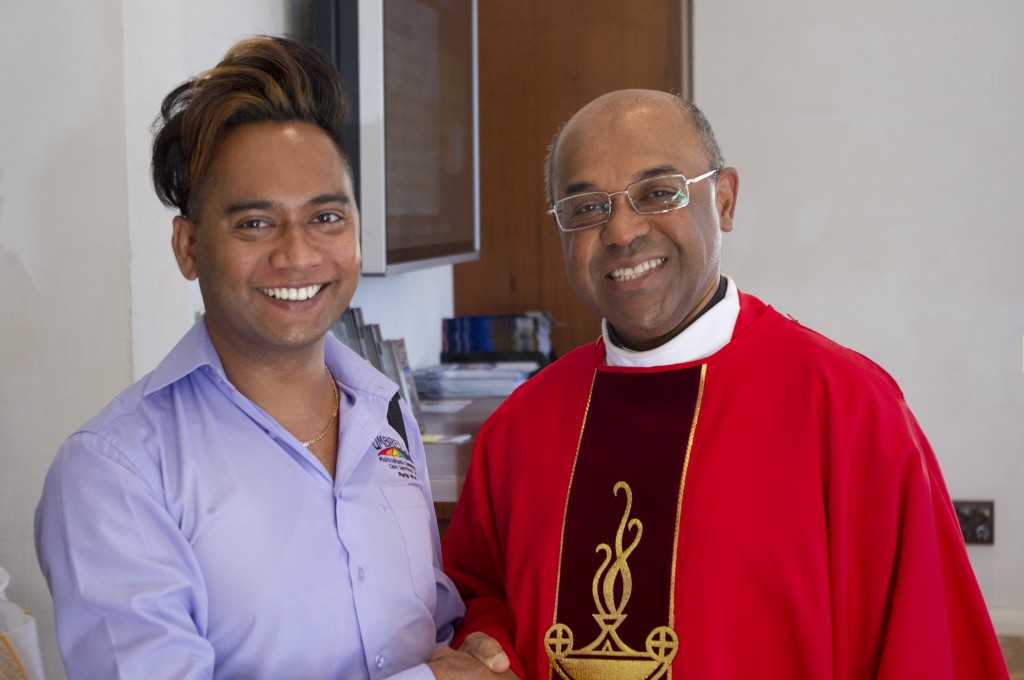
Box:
[151,35,349,218]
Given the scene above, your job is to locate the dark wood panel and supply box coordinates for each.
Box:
[454,0,685,355]
[435,501,456,538]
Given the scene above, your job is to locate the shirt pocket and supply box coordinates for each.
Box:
[380,484,437,609]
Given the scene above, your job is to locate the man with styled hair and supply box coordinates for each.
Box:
[36,35,512,680]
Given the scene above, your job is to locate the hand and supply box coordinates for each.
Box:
[458,632,512,673]
[427,632,519,679]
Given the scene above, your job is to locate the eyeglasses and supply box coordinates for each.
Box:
[548,170,719,232]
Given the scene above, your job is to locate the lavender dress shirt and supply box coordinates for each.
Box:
[35,319,463,679]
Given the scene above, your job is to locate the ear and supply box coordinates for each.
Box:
[172,216,199,281]
[714,167,739,234]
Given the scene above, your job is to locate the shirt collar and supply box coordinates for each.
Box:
[324,333,398,401]
[143,316,223,396]
[143,316,397,400]
[603,276,740,368]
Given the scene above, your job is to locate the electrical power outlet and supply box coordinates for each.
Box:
[953,500,994,545]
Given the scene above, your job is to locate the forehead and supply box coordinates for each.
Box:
[552,97,705,193]
[201,121,352,200]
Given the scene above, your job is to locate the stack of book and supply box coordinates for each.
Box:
[412,361,540,399]
[441,311,555,365]
[331,307,423,426]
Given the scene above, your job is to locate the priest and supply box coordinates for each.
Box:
[441,89,1009,679]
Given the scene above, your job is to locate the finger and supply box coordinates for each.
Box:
[460,632,511,672]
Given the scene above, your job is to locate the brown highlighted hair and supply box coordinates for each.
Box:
[152,35,349,218]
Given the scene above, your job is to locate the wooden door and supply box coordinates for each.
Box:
[453,0,688,356]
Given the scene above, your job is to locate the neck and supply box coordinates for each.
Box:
[204,322,328,402]
[206,329,332,426]
[206,327,340,476]
[609,275,728,352]
[219,351,328,407]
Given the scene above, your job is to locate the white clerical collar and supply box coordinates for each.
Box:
[603,277,740,368]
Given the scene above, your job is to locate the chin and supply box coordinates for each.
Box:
[258,320,331,349]
[614,315,682,345]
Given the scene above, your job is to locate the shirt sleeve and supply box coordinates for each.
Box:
[383,662,437,680]
[425,499,465,648]
[34,431,215,680]
[399,400,467,648]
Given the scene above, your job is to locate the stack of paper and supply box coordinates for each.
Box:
[413,362,539,398]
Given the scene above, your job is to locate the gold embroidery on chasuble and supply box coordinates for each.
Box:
[546,365,706,680]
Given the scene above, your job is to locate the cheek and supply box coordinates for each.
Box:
[667,217,719,267]
[708,230,721,262]
[350,219,362,261]
[559,238,573,273]
[561,231,598,272]
[193,239,222,282]
[560,235,588,292]
[339,232,361,269]
[698,222,723,267]
[204,245,255,281]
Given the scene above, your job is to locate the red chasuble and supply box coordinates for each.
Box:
[442,292,1009,680]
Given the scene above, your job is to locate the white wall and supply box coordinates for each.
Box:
[351,268,454,370]
[0,2,452,678]
[1,3,134,679]
[694,0,1024,633]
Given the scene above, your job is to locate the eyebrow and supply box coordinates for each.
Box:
[562,165,681,195]
[223,192,351,215]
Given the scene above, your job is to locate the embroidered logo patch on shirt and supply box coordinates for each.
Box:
[374,435,418,481]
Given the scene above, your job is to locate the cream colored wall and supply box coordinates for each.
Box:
[694,1,1024,632]
[0,2,452,678]
[1,3,133,679]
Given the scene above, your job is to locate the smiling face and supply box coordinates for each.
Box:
[550,91,738,351]
[171,120,360,365]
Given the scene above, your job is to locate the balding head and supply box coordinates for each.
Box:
[545,90,725,205]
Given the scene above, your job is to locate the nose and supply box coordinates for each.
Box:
[600,192,650,247]
[270,222,322,268]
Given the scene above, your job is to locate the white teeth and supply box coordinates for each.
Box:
[610,258,665,282]
[258,284,325,301]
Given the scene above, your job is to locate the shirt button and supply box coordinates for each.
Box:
[357,567,365,581]
[375,654,385,669]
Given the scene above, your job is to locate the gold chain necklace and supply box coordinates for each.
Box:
[301,366,339,447]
